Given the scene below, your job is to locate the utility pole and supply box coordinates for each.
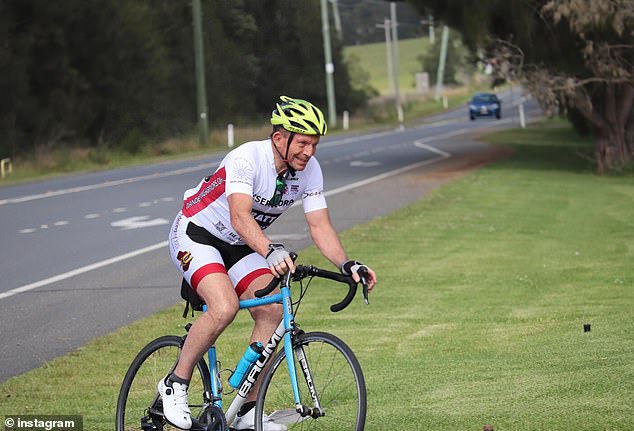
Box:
[434,25,449,101]
[390,2,403,124]
[192,0,209,146]
[320,0,337,127]
[428,15,435,43]
[376,18,394,94]
[330,0,343,39]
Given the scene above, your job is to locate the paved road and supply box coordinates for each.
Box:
[0,88,541,381]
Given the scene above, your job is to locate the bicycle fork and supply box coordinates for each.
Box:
[279,283,324,419]
[294,342,324,419]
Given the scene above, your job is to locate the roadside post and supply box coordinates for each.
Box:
[227,123,234,148]
[1,158,12,179]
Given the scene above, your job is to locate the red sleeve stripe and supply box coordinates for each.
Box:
[182,167,226,217]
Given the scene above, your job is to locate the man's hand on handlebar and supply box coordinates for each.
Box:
[340,259,377,292]
[266,243,295,278]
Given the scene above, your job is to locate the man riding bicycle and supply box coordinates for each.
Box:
[159,96,377,430]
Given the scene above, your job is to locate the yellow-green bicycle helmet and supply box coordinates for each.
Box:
[271,96,328,136]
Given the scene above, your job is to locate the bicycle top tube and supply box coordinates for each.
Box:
[238,292,283,310]
[238,267,293,310]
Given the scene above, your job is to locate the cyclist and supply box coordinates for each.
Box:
[159,96,377,430]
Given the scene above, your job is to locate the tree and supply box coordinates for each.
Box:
[407,0,634,174]
[0,0,372,160]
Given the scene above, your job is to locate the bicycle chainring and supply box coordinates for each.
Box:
[198,405,227,431]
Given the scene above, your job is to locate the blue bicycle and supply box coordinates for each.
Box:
[116,254,369,431]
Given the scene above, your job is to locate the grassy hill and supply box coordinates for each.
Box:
[344,36,434,96]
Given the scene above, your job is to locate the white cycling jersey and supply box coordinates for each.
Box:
[180,139,327,245]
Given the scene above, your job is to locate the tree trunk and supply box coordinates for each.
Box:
[590,83,634,174]
[627,103,634,159]
[595,126,630,174]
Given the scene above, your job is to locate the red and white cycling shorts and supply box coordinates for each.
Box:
[169,212,271,297]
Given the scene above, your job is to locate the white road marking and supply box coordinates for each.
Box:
[350,160,382,167]
[17,197,175,234]
[269,233,309,241]
[0,242,169,300]
[111,216,170,230]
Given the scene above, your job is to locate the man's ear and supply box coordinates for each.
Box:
[272,129,289,146]
[271,130,282,142]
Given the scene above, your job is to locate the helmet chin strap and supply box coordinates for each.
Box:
[273,131,296,177]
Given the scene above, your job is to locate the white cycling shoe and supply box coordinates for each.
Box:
[232,408,288,431]
[158,377,192,429]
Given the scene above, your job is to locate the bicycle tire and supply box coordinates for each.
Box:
[116,335,212,431]
[255,331,367,431]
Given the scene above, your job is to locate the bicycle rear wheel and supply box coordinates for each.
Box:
[255,331,366,431]
[116,335,212,431]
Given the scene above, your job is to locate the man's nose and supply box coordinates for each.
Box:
[304,145,316,157]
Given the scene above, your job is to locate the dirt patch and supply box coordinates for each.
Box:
[414,145,513,182]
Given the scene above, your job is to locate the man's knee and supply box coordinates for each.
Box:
[251,301,283,323]
[205,301,239,327]
[196,273,240,327]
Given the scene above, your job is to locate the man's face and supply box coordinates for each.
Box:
[277,132,320,171]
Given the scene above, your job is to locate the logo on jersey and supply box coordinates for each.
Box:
[230,157,254,186]
[251,209,281,229]
[213,220,227,234]
[303,190,323,198]
[177,251,193,271]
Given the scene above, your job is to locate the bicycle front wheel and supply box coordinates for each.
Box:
[116,335,212,431]
[255,331,366,431]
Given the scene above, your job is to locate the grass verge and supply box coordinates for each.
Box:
[2,122,631,430]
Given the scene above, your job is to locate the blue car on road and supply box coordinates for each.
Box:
[468,93,501,120]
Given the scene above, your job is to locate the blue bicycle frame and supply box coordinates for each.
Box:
[203,274,301,425]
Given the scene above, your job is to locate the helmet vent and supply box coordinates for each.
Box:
[289,120,304,130]
[305,120,318,134]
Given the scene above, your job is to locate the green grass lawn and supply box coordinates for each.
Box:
[1,122,633,430]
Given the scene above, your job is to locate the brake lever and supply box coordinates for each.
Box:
[359,268,369,305]
[361,277,369,304]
